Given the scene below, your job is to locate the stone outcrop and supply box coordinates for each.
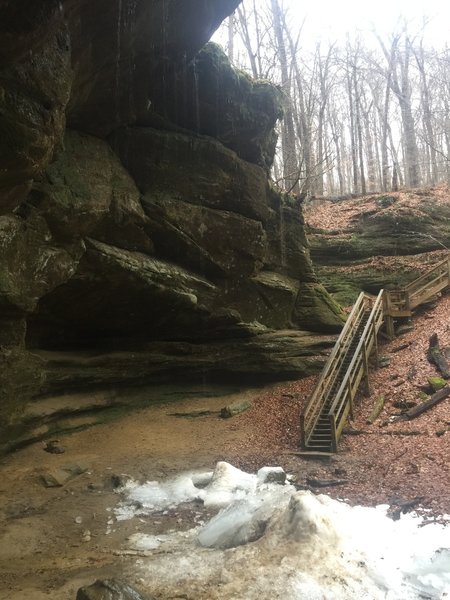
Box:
[0,0,345,448]
[308,191,450,305]
[146,42,283,169]
[76,579,151,600]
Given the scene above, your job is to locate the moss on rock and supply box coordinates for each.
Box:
[293,282,346,333]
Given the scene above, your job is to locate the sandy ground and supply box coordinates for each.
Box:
[0,293,449,599]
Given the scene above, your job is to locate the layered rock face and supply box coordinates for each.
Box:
[307,192,450,305]
[0,0,344,445]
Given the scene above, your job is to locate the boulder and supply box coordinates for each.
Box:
[0,214,82,313]
[265,190,315,280]
[293,283,347,333]
[220,399,252,418]
[148,42,283,169]
[143,194,267,278]
[67,0,241,137]
[32,130,152,252]
[27,239,218,349]
[76,579,151,600]
[112,126,271,222]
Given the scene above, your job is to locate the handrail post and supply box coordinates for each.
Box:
[383,291,395,338]
[347,379,354,418]
[372,318,379,365]
[330,414,337,452]
[362,342,370,396]
[299,414,306,449]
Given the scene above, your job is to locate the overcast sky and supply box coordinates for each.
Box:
[279,0,450,46]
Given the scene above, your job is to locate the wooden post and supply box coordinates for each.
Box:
[372,319,379,365]
[299,414,305,449]
[362,343,370,396]
[347,379,354,418]
[383,291,395,338]
[405,291,411,315]
[330,414,337,452]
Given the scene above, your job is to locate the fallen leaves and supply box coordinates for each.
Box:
[222,292,450,519]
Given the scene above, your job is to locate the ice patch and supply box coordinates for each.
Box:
[203,461,258,507]
[127,533,166,551]
[115,461,284,520]
[198,484,292,548]
[112,462,450,599]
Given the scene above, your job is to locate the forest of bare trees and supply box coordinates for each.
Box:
[218,0,450,197]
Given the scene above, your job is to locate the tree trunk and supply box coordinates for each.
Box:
[402,386,450,420]
[227,13,235,63]
[353,65,366,194]
[376,32,421,188]
[346,60,359,194]
[415,43,438,184]
[236,5,258,78]
[270,0,299,194]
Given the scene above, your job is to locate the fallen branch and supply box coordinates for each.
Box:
[392,342,411,353]
[389,497,425,520]
[306,478,348,488]
[400,386,450,420]
[367,395,385,424]
[343,428,422,436]
[427,333,450,378]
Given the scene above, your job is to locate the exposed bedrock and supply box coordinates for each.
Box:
[0,0,345,446]
[308,192,450,304]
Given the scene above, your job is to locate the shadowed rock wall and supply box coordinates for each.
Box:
[0,0,344,446]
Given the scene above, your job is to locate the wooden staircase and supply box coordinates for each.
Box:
[300,255,450,453]
[384,256,450,337]
[300,291,384,452]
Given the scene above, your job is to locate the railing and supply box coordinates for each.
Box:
[327,289,385,450]
[300,256,450,452]
[386,256,450,316]
[300,292,372,449]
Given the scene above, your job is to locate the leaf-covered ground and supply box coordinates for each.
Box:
[304,185,450,235]
[224,187,450,519]
[223,290,450,520]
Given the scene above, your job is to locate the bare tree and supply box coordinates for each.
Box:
[214,3,450,196]
[376,28,421,187]
[270,0,299,193]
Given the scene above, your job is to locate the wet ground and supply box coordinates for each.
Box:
[0,295,449,599]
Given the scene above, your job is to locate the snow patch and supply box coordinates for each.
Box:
[112,462,450,599]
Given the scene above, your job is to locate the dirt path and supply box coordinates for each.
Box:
[0,296,449,599]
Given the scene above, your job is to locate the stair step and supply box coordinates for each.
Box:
[308,443,331,449]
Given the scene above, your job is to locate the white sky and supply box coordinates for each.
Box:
[283,0,450,46]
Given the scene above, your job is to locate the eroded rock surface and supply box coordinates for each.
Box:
[306,191,450,304]
[0,0,344,448]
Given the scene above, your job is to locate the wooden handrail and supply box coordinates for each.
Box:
[386,256,450,316]
[404,257,450,295]
[327,290,384,445]
[300,255,449,452]
[301,292,371,447]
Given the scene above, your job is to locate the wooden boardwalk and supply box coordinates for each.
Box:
[300,256,450,453]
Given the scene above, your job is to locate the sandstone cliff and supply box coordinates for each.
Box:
[0,0,344,447]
